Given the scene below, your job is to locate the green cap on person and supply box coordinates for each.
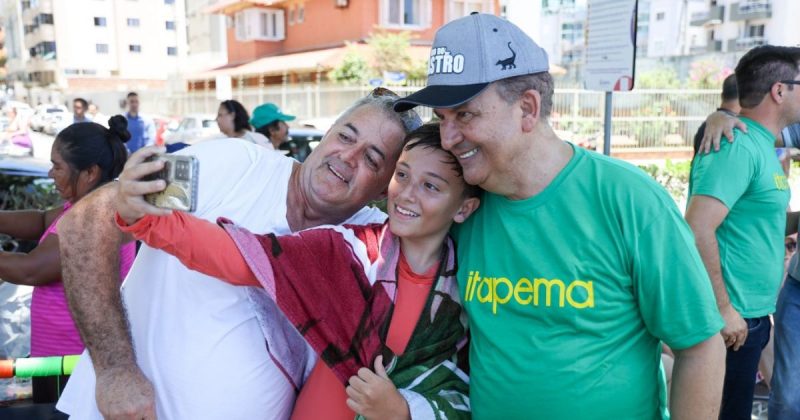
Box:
[250,103,296,129]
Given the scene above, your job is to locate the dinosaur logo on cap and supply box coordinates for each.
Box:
[496,42,517,70]
[428,47,465,76]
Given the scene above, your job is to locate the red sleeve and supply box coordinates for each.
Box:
[115,212,259,286]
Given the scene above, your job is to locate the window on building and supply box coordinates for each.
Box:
[234,8,285,41]
[167,46,177,56]
[747,24,765,38]
[447,0,492,21]
[164,0,175,4]
[561,21,583,41]
[94,17,107,26]
[64,69,81,75]
[656,12,665,21]
[288,6,295,25]
[127,18,140,27]
[297,5,304,22]
[21,1,30,10]
[96,43,109,54]
[31,41,56,58]
[129,44,142,53]
[36,13,54,25]
[166,20,176,30]
[382,0,431,28]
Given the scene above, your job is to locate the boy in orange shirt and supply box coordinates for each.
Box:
[116,122,480,419]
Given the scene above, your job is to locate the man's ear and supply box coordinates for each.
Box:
[519,89,542,133]
[772,82,785,104]
[453,196,480,224]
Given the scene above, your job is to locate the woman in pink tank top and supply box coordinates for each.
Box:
[0,116,136,403]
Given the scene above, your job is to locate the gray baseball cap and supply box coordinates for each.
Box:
[394,13,549,112]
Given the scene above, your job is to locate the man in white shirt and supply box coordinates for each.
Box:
[56,90,421,419]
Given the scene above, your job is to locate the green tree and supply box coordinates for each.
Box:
[367,30,413,75]
[406,59,428,82]
[636,68,681,89]
[330,44,371,84]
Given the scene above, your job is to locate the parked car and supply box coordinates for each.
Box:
[29,105,67,132]
[0,154,50,178]
[279,127,325,162]
[163,114,219,146]
[43,112,71,136]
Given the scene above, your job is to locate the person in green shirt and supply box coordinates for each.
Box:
[394,13,726,420]
[685,45,800,420]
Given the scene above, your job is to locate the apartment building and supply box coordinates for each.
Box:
[14,0,188,100]
[691,0,800,55]
[0,23,6,79]
[2,0,26,91]
[189,0,498,89]
[646,0,707,57]
[185,0,227,72]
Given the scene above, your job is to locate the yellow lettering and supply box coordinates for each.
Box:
[566,280,595,309]
[533,278,566,307]
[492,278,513,314]
[465,271,475,301]
[468,271,479,301]
[775,174,789,190]
[477,277,493,303]
[461,270,597,311]
[514,278,533,304]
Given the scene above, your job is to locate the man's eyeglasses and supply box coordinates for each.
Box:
[781,80,800,85]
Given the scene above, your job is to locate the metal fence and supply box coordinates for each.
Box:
[157,83,720,150]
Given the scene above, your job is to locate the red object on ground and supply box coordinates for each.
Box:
[0,360,14,378]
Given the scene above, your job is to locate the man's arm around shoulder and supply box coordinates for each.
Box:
[59,182,156,419]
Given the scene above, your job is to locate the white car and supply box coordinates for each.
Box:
[163,114,220,145]
[30,105,68,132]
[43,112,71,136]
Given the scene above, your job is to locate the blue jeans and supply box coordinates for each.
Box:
[770,277,800,419]
[720,315,771,420]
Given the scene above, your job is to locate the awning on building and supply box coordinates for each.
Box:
[204,0,288,15]
[187,44,567,81]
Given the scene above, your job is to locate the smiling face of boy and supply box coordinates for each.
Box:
[387,142,480,246]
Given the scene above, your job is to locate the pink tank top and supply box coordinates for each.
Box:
[30,202,136,356]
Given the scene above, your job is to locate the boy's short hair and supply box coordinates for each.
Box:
[403,122,482,199]
[721,74,738,103]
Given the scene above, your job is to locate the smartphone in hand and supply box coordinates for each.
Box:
[143,154,199,212]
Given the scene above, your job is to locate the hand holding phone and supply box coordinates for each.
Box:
[142,154,199,212]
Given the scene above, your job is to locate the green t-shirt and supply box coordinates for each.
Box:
[453,145,723,420]
[689,117,790,318]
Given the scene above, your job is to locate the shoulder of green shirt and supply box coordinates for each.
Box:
[585,151,680,210]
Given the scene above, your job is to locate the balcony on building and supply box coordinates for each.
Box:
[707,40,723,52]
[690,5,724,26]
[730,1,771,21]
[727,36,766,51]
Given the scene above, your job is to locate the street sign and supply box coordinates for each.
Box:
[584,0,638,155]
[584,0,638,92]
